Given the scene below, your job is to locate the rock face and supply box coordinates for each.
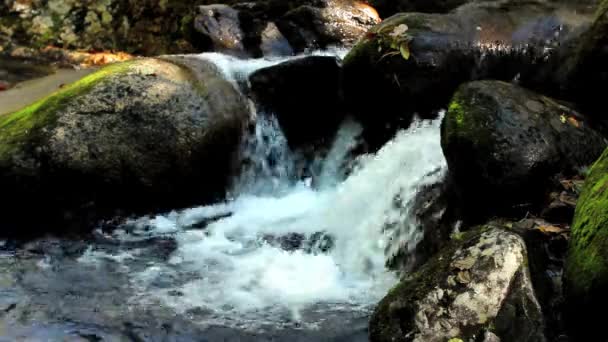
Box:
[249,55,344,147]
[441,80,606,219]
[523,0,608,120]
[278,0,381,52]
[368,0,600,18]
[370,225,545,342]
[0,57,249,236]
[342,1,593,128]
[564,147,608,340]
[194,4,247,56]
[0,0,379,58]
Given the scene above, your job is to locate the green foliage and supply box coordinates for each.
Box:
[376,24,413,61]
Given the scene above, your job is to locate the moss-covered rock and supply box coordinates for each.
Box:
[441,80,606,220]
[564,147,608,340]
[0,56,249,236]
[343,1,593,135]
[370,224,546,342]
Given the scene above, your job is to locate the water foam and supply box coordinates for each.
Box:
[80,51,447,329]
[100,113,447,328]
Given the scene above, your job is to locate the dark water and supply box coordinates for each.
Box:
[0,237,370,342]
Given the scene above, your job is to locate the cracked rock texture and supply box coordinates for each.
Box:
[370,224,546,342]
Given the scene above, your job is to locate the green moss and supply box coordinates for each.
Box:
[448,101,465,127]
[566,147,608,296]
[0,60,136,163]
[451,231,465,241]
[442,86,495,150]
[596,0,608,21]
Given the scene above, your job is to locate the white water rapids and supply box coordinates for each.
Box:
[79,52,448,330]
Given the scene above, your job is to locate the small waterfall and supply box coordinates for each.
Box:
[84,52,448,329]
[229,114,298,197]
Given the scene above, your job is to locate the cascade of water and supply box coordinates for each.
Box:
[229,114,298,197]
[83,52,447,329]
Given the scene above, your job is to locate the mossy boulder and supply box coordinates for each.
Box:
[343,1,593,134]
[0,57,249,236]
[370,224,545,342]
[564,147,608,340]
[441,80,606,219]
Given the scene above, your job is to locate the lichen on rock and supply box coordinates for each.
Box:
[370,224,545,342]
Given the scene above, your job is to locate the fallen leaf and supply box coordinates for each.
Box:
[538,225,568,234]
[457,270,471,284]
[452,256,476,270]
[567,116,580,128]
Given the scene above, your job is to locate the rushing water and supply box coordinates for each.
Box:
[0,52,447,340]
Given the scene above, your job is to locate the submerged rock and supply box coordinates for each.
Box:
[249,55,344,147]
[0,57,249,236]
[370,224,545,342]
[441,80,605,219]
[342,1,593,129]
[564,147,608,340]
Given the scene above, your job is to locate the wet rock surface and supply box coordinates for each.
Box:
[441,80,606,219]
[521,0,608,123]
[343,0,594,129]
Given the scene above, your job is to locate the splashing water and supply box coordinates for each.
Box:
[77,53,447,330]
[92,113,447,329]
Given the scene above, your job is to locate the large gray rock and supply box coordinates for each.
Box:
[343,0,594,130]
[522,0,608,120]
[441,80,606,219]
[370,224,546,342]
[0,56,249,236]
